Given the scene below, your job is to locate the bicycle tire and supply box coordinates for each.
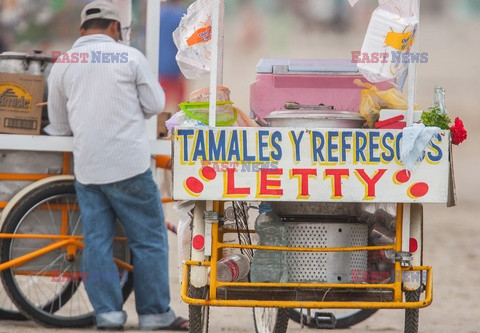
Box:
[253,307,289,333]
[0,180,133,327]
[0,307,26,321]
[404,290,420,333]
[188,285,210,333]
[287,308,378,329]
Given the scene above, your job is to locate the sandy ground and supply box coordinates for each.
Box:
[0,10,479,333]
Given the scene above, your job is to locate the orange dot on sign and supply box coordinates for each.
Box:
[185,177,204,194]
[408,182,429,198]
[201,166,217,181]
[395,169,411,183]
[409,238,418,253]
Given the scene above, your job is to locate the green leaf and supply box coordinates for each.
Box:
[420,106,451,130]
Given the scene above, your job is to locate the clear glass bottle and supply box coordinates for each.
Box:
[431,86,448,114]
[250,203,288,283]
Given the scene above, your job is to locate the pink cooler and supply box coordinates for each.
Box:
[250,58,391,123]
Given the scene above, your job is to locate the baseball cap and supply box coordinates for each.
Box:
[80,1,121,27]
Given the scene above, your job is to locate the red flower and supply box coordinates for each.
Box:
[450,117,467,145]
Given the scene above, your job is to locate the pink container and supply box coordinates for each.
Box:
[250,59,391,123]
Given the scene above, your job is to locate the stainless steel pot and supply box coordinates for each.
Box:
[265,109,365,218]
[264,110,366,128]
[0,51,52,75]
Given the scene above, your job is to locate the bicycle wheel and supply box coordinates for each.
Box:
[188,285,210,333]
[253,307,289,333]
[404,289,420,333]
[287,308,378,329]
[0,180,133,327]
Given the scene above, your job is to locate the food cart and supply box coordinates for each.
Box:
[171,1,455,333]
[0,0,457,332]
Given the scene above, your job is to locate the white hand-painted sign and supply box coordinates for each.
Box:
[172,127,450,203]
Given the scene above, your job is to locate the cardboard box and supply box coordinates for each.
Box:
[0,73,44,135]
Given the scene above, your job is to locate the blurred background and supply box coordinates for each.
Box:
[1,0,478,117]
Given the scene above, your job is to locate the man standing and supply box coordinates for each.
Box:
[45,1,188,330]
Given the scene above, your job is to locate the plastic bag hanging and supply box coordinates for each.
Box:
[355,0,419,83]
[354,79,420,128]
[173,0,213,79]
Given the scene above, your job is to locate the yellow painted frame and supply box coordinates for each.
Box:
[181,202,433,310]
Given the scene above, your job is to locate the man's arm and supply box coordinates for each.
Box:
[135,52,166,119]
[44,67,72,136]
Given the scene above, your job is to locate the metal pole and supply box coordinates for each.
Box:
[406,0,420,126]
[208,0,225,127]
[145,0,163,140]
[403,0,421,254]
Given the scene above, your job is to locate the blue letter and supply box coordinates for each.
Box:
[209,130,226,161]
[355,132,367,163]
[120,52,128,63]
[227,131,241,161]
[341,131,352,163]
[290,131,304,162]
[327,131,339,163]
[391,51,401,64]
[369,131,380,163]
[91,51,101,63]
[110,53,120,63]
[192,131,207,161]
[177,129,194,162]
[242,130,256,161]
[420,52,428,63]
[271,131,282,161]
[258,130,270,162]
[311,131,325,162]
[381,132,395,162]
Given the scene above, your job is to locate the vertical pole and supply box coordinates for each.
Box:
[403,0,421,255]
[395,204,404,302]
[145,0,162,140]
[406,0,420,126]
[208,0,225,127]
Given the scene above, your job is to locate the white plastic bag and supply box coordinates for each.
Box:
[355,0,419,82]
[173,0,213,79]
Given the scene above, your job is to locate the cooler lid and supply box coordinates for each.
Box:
[256,58,359,75]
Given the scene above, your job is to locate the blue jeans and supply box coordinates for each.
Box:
[75,169,174,328]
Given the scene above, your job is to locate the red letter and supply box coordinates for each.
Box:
[361,53,371,63]
[380,52,389,63]
[291,168,317,199]
[51,270,61,282]
[224,168,250,197]
[324,169,349,199]
[355,169,387,199]
[258,168,283,197]
[70,52,79,63]
[351,51,361,63]
[62,53,71,63]
[51,51,62,63]
[79,52,89,63]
